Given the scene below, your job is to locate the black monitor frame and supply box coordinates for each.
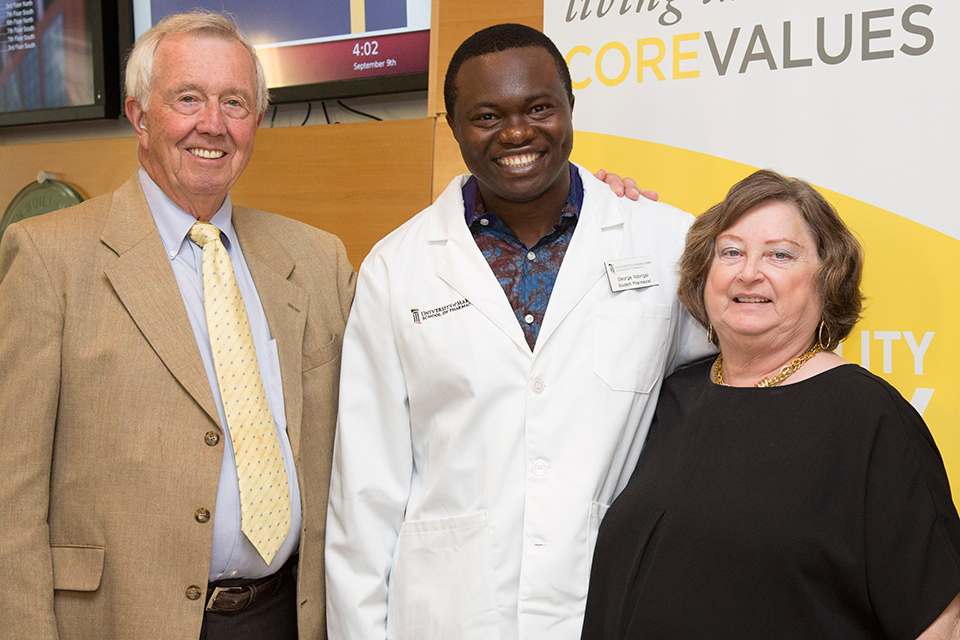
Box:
[268,71,428,105]
[126,0,429,107]
[0,0,123,127]
[0,0,429,129]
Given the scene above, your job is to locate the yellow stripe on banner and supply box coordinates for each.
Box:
[571,131,754,216]
[350,0,366,33]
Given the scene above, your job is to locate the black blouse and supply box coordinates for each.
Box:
[582,362,960,640]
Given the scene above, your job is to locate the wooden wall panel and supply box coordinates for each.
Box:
[232,119,435,268]
[0,137,140,206]
[0,119,434,269]
[432,119,468,200]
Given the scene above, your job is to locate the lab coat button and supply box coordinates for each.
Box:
[533,460,548,476]
[532,378,545,393]
[524,314,534,324]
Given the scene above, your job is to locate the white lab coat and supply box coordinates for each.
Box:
[326,165,713,640]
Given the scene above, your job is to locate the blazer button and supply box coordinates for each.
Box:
[195,508,211,523]
[185,585,202,600]
[204,431,220,446]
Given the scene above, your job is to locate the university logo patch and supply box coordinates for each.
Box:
[410,299,472,324]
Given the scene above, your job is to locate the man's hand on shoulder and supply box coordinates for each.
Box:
[594,169,659,202]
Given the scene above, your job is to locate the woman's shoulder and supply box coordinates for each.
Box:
[806,365,947,481]
[817,363,917,412]
[774,362,925,433]
[664,356,715,387]
[658,357,715,410]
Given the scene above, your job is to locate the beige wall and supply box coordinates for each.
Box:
[0,0,543,268]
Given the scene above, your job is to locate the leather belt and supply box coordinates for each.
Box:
[205,571,284,613]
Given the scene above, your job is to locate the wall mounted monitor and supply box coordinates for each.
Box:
[131,0,430,103]
[0,0,121,126]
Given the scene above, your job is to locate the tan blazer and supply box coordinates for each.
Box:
[0,175,355,640]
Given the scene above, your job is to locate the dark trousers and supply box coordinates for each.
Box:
[200,560,299,640]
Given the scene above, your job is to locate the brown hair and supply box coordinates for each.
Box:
[677,169,864,350]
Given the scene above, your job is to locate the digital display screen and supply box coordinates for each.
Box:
[132,0,430,102]
[0,0,98,117]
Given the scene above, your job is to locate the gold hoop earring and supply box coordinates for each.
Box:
[817,320,830,351]
[706,323,715,345]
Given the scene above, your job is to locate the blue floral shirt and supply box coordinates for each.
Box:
[462,164,585,350]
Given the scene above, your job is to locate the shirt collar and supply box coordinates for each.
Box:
[138,167,236,259]
[462,162,584,227]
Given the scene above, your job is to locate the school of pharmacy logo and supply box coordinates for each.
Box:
[411,299,472,324]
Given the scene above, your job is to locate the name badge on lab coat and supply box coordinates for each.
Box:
[604,256,659,292]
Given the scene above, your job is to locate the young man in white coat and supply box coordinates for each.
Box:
[325,23,714,640]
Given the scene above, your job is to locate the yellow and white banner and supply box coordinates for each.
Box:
[545,1,958,497]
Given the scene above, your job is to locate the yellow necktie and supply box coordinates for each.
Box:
[189,221,290,565]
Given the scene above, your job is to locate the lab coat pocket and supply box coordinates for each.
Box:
[594,303,671,393]
[50,544,105,591]
[388,511,500,640]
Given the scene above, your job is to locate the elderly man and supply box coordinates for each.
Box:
[0,11,353,640]
[325,23,713,640]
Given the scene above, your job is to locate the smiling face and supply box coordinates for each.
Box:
[446,46,574,212]
[125,34,262,220]
[705,200,823,354]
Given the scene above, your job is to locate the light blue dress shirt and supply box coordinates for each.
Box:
[138,169,301,581]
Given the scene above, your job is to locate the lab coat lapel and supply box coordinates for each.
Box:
[430,179,530,353]
[233,209,307,459]
[102,176,221,428]
[535,168,623,354]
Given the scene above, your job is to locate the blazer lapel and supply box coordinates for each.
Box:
[233,209,307,459]
[430,179,530,353]
[101,175,221,427]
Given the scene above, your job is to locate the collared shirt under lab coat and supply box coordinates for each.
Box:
[326,165,714,640]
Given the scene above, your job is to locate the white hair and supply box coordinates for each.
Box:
[125,10,269,114]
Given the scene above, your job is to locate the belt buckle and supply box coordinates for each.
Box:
[205,585,251,612]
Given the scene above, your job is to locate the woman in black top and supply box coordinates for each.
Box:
[581,170,960,639]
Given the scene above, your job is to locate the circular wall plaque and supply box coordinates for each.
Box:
[1,179,84,241]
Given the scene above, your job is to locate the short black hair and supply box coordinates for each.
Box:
[443,23,574,119]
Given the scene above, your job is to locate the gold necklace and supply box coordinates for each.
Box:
[712,344,822,388]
